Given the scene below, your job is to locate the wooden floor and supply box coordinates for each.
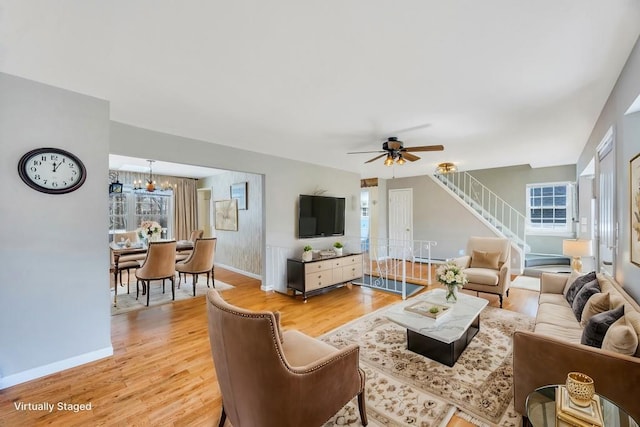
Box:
[0,266,539,426]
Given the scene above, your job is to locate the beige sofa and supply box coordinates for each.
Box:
[513,272,640,422]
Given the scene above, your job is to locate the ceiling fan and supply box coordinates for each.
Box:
[348,137,444,166]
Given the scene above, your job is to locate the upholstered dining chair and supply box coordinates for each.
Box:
[175,229,205,262]
[453,236,511,307]
[206,290,368,427]
[135,240,177,306]
[175,237,217,295]
[112,230,146,289]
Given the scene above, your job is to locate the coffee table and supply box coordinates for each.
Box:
[385,288,488,366]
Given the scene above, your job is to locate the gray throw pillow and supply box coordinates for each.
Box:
[565,271,597,305]
[571,281,601,321]
[581,305,625,348]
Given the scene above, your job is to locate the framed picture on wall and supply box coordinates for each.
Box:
[230,182,247,210]
[631,152,640,267]
[215,199,238,231]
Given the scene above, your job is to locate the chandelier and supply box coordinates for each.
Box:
[146,160,156,192]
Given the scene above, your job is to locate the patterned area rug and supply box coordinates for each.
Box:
[111,278,234,315]
[321,304,535,426]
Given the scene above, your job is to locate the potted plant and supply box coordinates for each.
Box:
[333,241,344,256]
[302,245,313,262]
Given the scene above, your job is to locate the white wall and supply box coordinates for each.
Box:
[0,73,112,388]
[576,35,640,302]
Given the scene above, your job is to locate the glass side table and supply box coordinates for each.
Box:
[525,385,638,427]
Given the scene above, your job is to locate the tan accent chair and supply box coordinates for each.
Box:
[453,236,511,308]
[206,290,368,427]
[175,237,217,296]
[135,240,177,306]
[175,229,205,262]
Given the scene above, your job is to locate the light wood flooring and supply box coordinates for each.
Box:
[0,265,539,426]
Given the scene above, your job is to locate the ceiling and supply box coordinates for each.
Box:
[109,154,225,179]
[2,1,640,179]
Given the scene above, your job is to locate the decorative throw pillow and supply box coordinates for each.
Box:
[470,250,500,269]
[580,292,610,327]
[602,316,638,356]
[572,281,601,321]
[581,305,624,348]
[562,270,581,298]
[565,271,597,305]
[624,310,640,357]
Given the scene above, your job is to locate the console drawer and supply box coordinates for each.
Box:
[305,271,333,291]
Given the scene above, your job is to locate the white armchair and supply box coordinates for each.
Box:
[453,236,511,308]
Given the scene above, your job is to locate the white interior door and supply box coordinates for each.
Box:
[388,188,413,259]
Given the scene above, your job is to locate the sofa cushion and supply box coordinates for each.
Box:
[539,293,571,307]
[534,323,583,344]
[562,270,581,298]
[581,305,625,348]
[470,250,500,269]
[602,316,639,356]
[536,303,583,330]
[565,271,597,305]
[625,310,640,357]
[572,280,601,321]
[463,268,499,286]
[580,292,611,327]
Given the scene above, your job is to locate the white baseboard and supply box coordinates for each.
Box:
[214,263,261,281]
[0,346,113,390]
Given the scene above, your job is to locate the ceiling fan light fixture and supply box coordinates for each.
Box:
[384,154,394,166]
[436,162,457,174]
[396,155,406,165]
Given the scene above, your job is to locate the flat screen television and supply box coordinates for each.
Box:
[298,194,345,238]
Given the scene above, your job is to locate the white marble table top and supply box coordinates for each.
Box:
[385,288,488,344]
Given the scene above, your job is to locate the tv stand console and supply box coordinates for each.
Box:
[287,253,363,302]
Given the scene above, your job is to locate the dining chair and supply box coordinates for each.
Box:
[206,289,367,427]
[176,238,217,296]
[135,240,177,306]
[175,229,205,262]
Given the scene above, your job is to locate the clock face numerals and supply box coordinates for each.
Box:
[18,148,87,194]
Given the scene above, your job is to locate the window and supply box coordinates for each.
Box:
[526,182,574,234]
[109,187,174,241]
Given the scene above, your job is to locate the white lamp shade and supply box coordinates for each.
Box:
[562,239,593,257]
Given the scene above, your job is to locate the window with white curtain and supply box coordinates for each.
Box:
[526,182,574,234]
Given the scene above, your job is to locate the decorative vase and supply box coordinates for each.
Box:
[334,247,343,256]
[445,285,458,303]
[566,372,595,407]
[149,234,160,243]
[302,251,312,262]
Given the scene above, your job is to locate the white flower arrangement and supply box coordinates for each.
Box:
[436,261,467,301]
[138,220,163,241]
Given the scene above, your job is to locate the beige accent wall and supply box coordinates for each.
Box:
[198,171,263,277]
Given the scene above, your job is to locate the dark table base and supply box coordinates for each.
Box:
[406,314,480,367]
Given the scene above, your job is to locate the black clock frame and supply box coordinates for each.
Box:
[18,147,87,195]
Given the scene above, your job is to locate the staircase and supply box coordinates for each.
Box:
[431,171,528,273]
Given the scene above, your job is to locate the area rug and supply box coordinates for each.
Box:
[510,275,541,292]
[111,278,234,315]
[321,304,535,426]
[354,276,424,298]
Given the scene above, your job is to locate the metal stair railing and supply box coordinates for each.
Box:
[435,171,527,250]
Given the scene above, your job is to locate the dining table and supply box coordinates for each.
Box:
[110,239,194,304]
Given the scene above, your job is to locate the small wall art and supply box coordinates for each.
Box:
[230,182,247,210]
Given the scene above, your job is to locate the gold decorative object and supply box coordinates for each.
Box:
[566,372,595,407]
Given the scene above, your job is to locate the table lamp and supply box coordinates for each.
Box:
[562,239,593,273]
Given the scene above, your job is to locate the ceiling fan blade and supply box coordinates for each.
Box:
[347,150,385,154]
[403,145,444,152]
[365,153,388,164]
[403,152,421,162]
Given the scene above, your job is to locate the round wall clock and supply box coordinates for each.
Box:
[18,147,87,194]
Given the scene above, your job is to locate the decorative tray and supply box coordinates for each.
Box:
[555,385,603,427]
[404,301,451,319]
